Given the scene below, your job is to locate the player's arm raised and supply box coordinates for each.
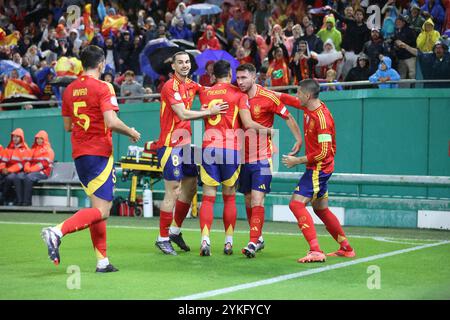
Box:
[171,101,228,121]
[270,90,307,111]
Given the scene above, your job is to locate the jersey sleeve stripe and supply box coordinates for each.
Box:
[259,90,281,105]
[318,110,327,130]
[314,142,328,161]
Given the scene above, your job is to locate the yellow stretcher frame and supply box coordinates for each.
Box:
[119,156,198,217]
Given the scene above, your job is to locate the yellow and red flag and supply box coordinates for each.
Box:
[83,4,94,43]
[0,31,21,46]
[101,14,127,37]
[55,57,83,77]
[3,79,39,100]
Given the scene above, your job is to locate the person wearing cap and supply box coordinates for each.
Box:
[345,53,372,89]
[395,40,450,88]
[392,14,417,85]
[197,25,221,52]
[363,28,390,75]
[408,3,426,34]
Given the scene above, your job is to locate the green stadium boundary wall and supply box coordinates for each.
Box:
[1,89,449,228]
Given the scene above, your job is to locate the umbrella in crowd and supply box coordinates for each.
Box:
[185,3,222,16]
[140,38,197,80]
[0,60,30,79]
[194,49,239,81]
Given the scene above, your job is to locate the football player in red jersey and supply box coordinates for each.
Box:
[197,60,272,256]
[235,63,303,258]
[155,52,229,255]
[280,79,356,263]
[41,45,141,272]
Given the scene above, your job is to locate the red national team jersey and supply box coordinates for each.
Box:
[199,82,249,150]
[303,102,336,173]
[245,85,290,162]
[62,74,119,159]
[279,94,336,173]
[156,74,201,149]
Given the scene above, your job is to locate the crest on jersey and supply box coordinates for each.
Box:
[253,105,261,118]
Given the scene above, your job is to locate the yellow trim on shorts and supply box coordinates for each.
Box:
[81,155,114,196]
[200,165,220,187]
[160,147,173,171]
[312,162,322,201]
[222,164,241,187]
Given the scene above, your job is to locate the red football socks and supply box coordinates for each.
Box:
[89,219,107,259]
[159,209,173,238]
[249,206,265,244]
[222,194,237,236]
[199,195,216,237]
[60,208,103,236]
[314,207,352,251]
[173,200,191,228]
[289,200,321,252]
[245,206,252,226]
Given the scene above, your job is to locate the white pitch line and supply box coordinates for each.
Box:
[172,240,450,300]
[0,220,445,243]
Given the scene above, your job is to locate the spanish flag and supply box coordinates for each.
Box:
[3,79,39,100]
[101,14,127,37]
[84,4,94,43]
[0,31,20,46]
[55,57,83,77]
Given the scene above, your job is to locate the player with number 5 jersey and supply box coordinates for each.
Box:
[41,45,141,273]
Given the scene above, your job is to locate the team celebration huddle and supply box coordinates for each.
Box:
[41,45,355,273]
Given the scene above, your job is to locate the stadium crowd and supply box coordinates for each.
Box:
[0,0,450,109]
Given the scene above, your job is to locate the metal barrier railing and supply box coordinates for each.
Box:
[1,79,449,110]
[272,172,450,187]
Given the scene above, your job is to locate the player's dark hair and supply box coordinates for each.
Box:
[236,63,256,74]
[299,79,320,99]
[171,51,190,64]
[80,45,105,70]
[213,59,231,79]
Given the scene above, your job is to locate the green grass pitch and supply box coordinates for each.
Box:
[1,212,449,300]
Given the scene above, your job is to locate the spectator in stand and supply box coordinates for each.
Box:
[101,71,120,94]
[256,65,270,86]
[421,0,445,32]
[286,0,306,25]
[417,19,442,52]
[120,70,152,104]
[174,2,194,26]
[319,69,343,91]
[144,17,158,43]
[310,39,345,79]
[442,0,450,33]
[289,40,313,85]
[396,40,450,88]
[408,3,426,35]
[128,36,144,76]
[240,37,261,70]
[10,130,54,206]
[197,25,221,52]
[317,14,342,51]
[269,3,288,28]
[392,15,417,84]
[237,0,253,25]
[103,37,120,74]
[226,8,246,45]
[117,30,134,73]
[39,27,59,53]
[267,24,290,62]
[345,53,372,89]
[0,128,30,206]
[245,23,268,60]
[169,15,193,41]
[363,28,390,75]
[299,23,324,54]
[267,46,290,88]
[253,0,271,36]
[381,6,397,40]
[199,60,215,87]
[369,55,401,88]
[329,6,370,79]
[283,18,295,37]
[287,24,303,57]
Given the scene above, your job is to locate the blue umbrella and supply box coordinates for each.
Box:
[139,38,178,81]
[185,4,222,16]
[194,49,240,82]
[0,60,30,79]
